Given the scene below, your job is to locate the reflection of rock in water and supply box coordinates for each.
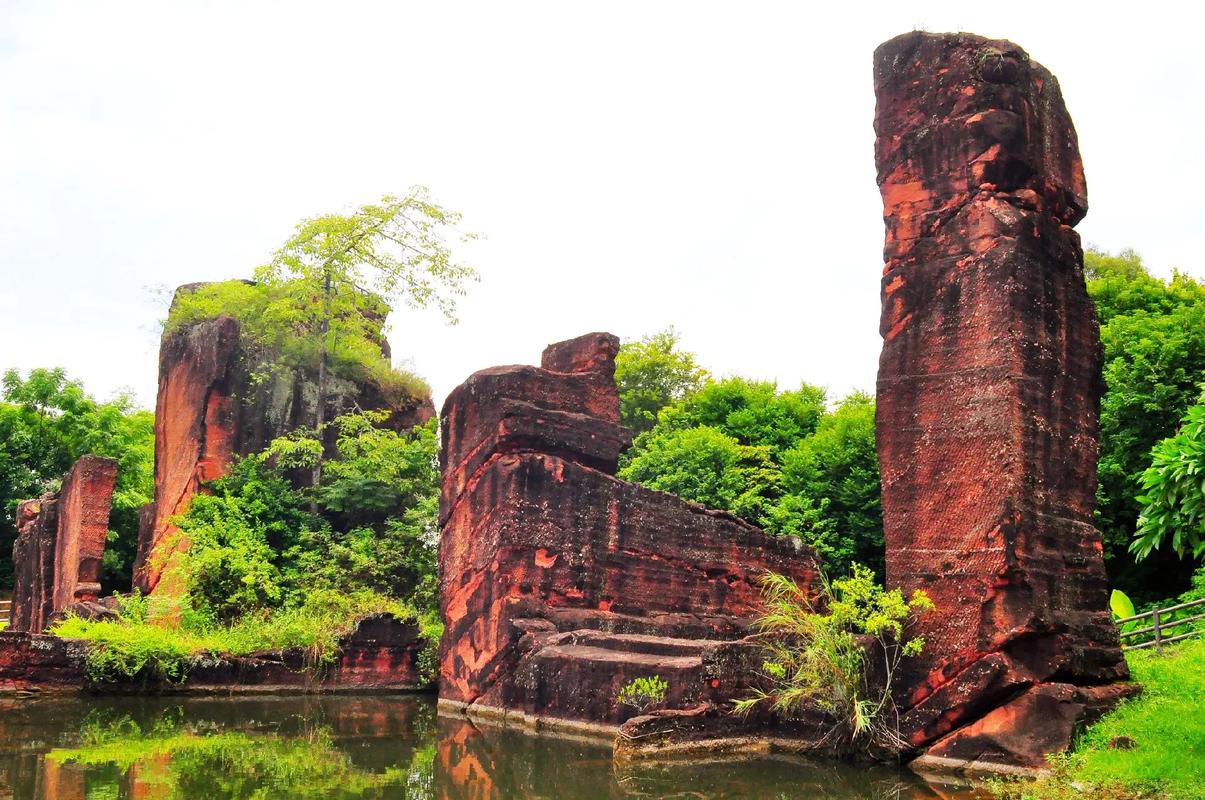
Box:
[435,715,622,800]
[2,696,985,799]
[0,695,439,800]
[434,714,986,800]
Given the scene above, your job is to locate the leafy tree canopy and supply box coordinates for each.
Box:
[1131,388,1205,562]
[1087,247,1205,599]
[171,412,440,623]
[617,353,884,579]
[614,328,709,435]
[0,368,153,591]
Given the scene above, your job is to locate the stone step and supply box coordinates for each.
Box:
[548,630,727,658]
[541,606,753,641]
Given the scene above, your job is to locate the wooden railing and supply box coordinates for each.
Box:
[0,599,10,626]
[1117,597,1205,651]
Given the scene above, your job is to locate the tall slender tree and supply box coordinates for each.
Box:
[254,188,478,488]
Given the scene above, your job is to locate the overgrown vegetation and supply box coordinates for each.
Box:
[616,675,669,714]
[615,248,1205,597]
[80,191,478,686]
[160,410,441,621]
[614,328,709,435]
[165,278,431,403]
[992,637,1205,800]
[0,368,153,591]
[734,565,932,753]
[617,334,882,578]
[53,405,446,685]
[52,588,441,685]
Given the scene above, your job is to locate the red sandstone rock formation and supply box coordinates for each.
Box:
[438,333,820,727]
[133,282,436,593]
[9,455,118,633]
[872,31,1134,772]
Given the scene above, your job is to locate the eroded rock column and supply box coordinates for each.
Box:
[9,455,118,633]
[873,32,1133,771]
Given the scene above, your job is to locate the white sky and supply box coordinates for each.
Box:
[2,2,1201,411]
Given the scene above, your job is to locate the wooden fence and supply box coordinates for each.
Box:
[0,599,10,626]
[1117,597,1205,651]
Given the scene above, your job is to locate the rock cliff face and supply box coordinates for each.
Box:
[872,31,1133,771]
[438,333,820,727]
[9,455,118,633]
[133,282,436,593]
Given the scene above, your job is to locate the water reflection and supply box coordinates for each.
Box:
[0,695,982,799]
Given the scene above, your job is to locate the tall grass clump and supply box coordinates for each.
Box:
[734,564,932,753]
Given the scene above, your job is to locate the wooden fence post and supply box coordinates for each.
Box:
[1152,607,1162,652]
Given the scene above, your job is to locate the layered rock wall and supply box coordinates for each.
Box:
[133,282,436,593]
[438,333,820,726]
[872,31,1132,771]
[9,455,118,633]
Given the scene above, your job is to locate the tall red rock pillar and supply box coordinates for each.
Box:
[873,32,1133,771]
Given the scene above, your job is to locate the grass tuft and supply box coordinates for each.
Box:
[992,636,1205,800]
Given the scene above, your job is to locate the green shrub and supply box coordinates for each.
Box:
[734,565,932,753]
[616,675,669,713]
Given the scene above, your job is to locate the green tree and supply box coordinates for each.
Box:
[614,328,709,435]
[777,393,882,578]
[254,189,477,488]
[1087,248,1205,599]
[652,377,828,456]
[620,377,886,578]
[1131,388,1205,562]
[173,412,441,619]
[620,426,782,523]
[0,368,153,591]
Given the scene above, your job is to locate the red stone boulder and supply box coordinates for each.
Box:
[438,333,821,728]
[9,455,118,633]
[872,31,1132,771]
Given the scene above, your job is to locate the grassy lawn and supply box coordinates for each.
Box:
[995,636,1205,800]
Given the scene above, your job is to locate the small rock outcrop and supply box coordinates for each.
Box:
[438,333,820,727]
[9,455,118,633]
[0,613,430,693]
[872,31,1134,772]
[133,282,436,593]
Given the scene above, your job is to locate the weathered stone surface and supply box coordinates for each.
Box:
[915,682,1141,773]
[438,333,821,727]
[133,282,436,593]
[873,31,1130,769]
[9,456,118,633]
[0,631,90,692]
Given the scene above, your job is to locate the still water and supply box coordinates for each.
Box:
[0,694,984,799]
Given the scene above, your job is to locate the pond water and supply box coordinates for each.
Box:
[0,694,986,799]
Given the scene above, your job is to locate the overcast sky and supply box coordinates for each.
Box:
[2,2,1201,411]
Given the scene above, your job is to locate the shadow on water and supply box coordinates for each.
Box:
[0,695,986,799]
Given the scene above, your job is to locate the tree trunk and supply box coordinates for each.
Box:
[312,268,332,507]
